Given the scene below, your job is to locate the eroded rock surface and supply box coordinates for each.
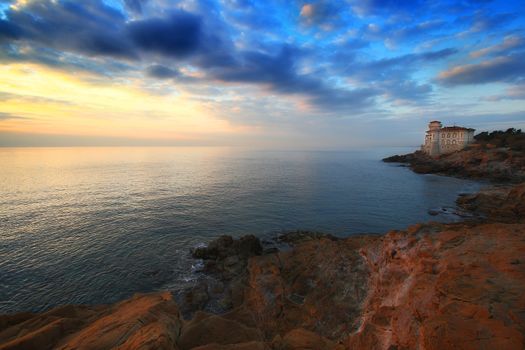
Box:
[2,179,525,350]
[3,220,524,349]
[383,147,525,182]
[345,222,525,349]
[457,183,525,223]
[0,292,180,350]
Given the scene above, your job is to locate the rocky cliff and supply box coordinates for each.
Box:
[2,202,525,349]
[2,158,525,349]
[383,146,525,182]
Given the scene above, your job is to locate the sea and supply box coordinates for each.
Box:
[0,147,482,313]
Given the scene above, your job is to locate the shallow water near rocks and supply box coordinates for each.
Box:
[0,147,481,313]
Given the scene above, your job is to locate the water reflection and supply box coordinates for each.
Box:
[0,147,480,313]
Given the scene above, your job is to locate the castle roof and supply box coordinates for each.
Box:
[441,126,475,131]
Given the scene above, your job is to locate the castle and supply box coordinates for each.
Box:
[422,121,475,156]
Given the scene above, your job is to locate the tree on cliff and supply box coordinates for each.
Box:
[474,128,525,151]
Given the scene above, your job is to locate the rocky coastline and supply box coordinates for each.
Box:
[382,145,525,183]
[1,147,525,349]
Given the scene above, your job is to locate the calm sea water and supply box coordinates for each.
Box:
[0,147,481,313]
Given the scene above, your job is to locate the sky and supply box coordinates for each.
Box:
[0,0,524,148]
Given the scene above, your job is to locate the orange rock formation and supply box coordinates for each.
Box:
[2,185,524,349]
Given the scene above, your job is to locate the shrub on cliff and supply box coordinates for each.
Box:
[474,128,525,151]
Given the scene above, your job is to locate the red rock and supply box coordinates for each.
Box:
[2,189,525,350]
[345,222,525,349]
[178,312,263,349]
[277,328,336,349]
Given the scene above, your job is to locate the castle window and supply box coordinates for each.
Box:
[452,140,457,144]
[453,133,457,138]
[447,133,450,138]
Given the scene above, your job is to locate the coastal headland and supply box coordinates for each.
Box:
[1,141,524,350]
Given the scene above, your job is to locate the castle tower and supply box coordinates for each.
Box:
[422,120,475,156]
[425,121,442,156]
[429,121,442,131]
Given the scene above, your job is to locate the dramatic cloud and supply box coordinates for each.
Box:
[127,12,203,58]
[470,35,524,58]
[146,65,181,79]
[0,0,524,147]
[0,2,211,60]
[439,53,525,85]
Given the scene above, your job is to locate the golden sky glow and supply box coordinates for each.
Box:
[0,63,243,141]
[0,0,523,147]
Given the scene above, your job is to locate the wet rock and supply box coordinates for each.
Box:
[428,208,441,216]
[184,282,209,312]
[277,230,339,245]
[184,235,263,316]
[456,183,525,223]
[3,183,525,349]
[3,220,525,349]
[192,235,262,262]
[382,153,418,163]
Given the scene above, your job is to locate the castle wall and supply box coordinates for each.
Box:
[422,123,474,156]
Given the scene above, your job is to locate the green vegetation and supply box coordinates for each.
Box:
[474,128,525,151]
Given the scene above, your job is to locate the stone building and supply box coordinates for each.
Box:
[422,121,475,156]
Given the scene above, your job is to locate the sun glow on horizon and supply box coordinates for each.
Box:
[0,0,523,147]
[0,63,245,141]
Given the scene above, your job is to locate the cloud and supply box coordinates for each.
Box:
[124,0,149,14]
[0,0,380,112]
[127,12,202,58]
[482,83,525,101]
[438,53,525,85]
[0,16,21,40]
[299,2,345,28]
[470,35,524,58]
[0,91,74,105]
[469,12,517,32]
[350,0,422,16]
[0,112,26,120]
[1,0,523,126]
[210,45,380,111]
[345,48,458,80]
[385,20,447,47]
[0,2,216,61]
[381,80,433,104]
[335,48,456,105]
[146,65,181,79]
[0,0,136,58]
